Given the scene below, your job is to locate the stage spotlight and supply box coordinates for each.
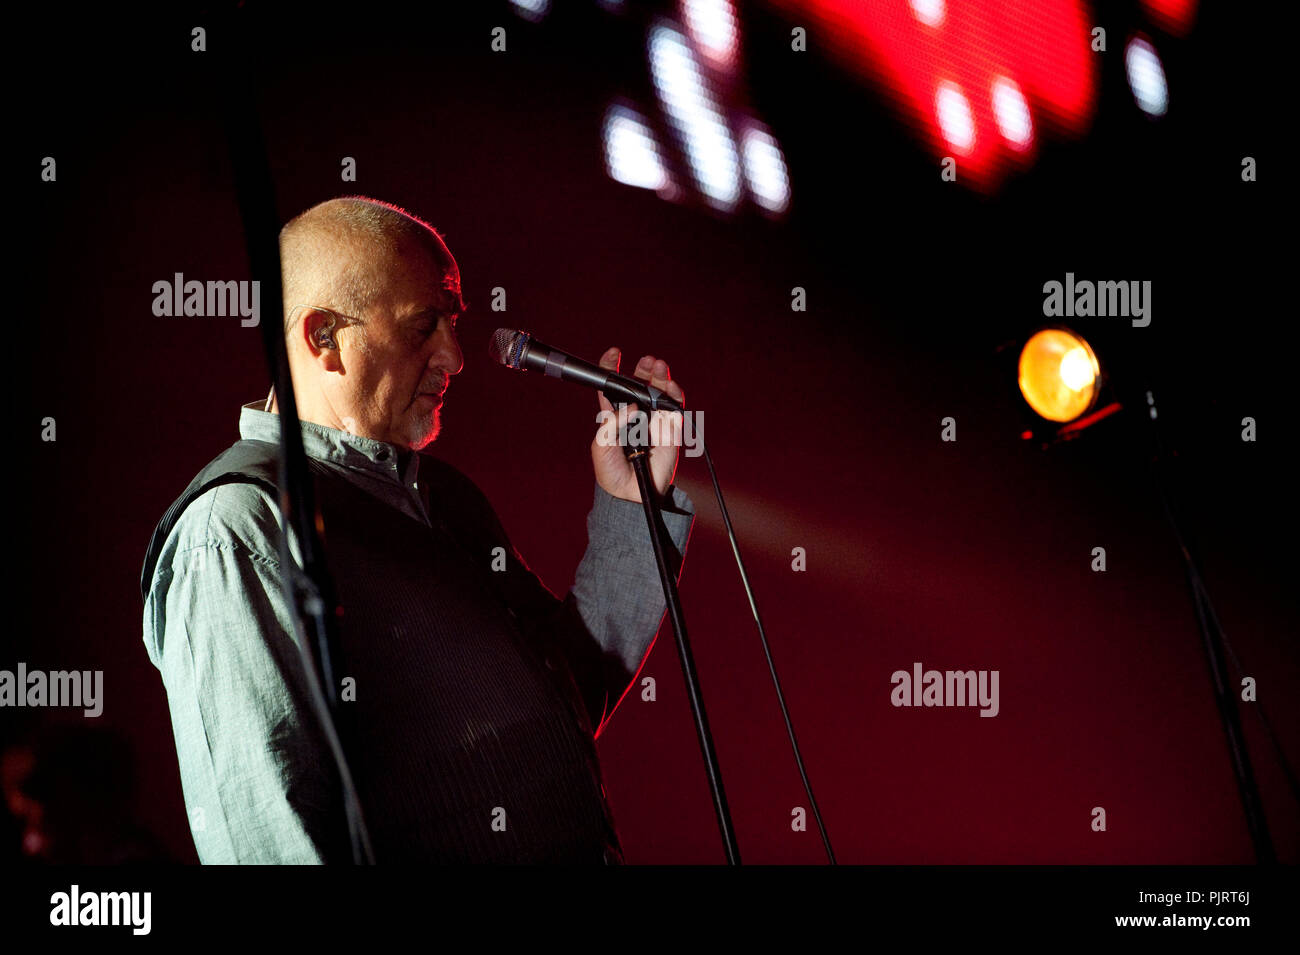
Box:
[1017,327,1101,423]
[1005,320,1278,863]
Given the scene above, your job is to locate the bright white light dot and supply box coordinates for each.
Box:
[603,105,669,192]
[1059,348,1095,392]
[509,0,550,22]
[682,0,739,67]
[739,124,791,214]
[935,82,975,154]
[1125,36,1168,117]
[992,77,1033,149]
[910,0,945,27]
[649,22,742,210]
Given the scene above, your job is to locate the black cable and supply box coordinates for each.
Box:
[1145,398,1276,863]
[1191,569,1300,811]
[700,438,837,864]
[1145,397,1300,809]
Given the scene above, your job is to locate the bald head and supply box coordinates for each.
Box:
[272,196,466,450]
[279,196,463,338]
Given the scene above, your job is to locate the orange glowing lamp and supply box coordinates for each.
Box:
[1017,328,1101,423]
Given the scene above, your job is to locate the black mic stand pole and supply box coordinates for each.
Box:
[621,409,741,865]
[1143,388,1275,864]
[216,5,374,864]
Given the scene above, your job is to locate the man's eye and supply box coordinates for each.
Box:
[416,314,456,338]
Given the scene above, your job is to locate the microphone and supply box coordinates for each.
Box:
[489,328,685,414]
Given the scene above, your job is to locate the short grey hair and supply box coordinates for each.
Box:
[279,196,455,338]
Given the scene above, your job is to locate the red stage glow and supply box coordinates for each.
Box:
[769,0,1118,189]
[1141,0,1198,37]
[586,1,1200,204]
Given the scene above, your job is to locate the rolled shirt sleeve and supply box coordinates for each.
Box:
[572,483,695,678]
[565,483,696,737]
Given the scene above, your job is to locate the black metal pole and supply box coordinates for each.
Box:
[623,425,741,865]
[214,6,374,864]
[1145,390,1275,864]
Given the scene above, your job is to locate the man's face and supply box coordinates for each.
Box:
[331,236,464,450]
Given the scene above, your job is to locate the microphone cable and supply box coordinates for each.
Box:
[698,436,837,864]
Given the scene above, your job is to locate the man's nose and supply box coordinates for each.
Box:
[433,327,463,377]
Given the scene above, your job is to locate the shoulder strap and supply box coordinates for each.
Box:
[139,439,282,601]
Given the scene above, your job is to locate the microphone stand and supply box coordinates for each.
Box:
[1144,389,1276,863]
[215,5,374,864]
[621,410,742,865]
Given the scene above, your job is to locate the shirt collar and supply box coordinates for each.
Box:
[238,399,419,484]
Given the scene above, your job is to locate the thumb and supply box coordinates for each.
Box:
[596,346,620,413]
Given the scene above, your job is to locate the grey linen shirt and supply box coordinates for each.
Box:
[142,400,694,863]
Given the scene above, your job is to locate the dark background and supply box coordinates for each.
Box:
[14,0,1295,864]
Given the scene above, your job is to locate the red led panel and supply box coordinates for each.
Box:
[770,0,1103,189]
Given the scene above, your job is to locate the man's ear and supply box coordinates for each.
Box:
[300,308,345,372]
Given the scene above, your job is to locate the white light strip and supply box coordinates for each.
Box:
[649,21,742,210]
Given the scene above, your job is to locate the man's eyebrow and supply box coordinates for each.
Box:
[407,298,466,321]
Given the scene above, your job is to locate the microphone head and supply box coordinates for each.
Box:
[489,328,530,369]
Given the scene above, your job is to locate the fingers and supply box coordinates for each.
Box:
[600,349,686,408]
[632,354,685,404]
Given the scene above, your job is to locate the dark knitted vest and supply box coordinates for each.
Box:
[142,439,622,864]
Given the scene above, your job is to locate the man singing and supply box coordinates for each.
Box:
[140,196,695,863]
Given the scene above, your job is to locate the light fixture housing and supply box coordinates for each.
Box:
[1018,326,1102,423]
